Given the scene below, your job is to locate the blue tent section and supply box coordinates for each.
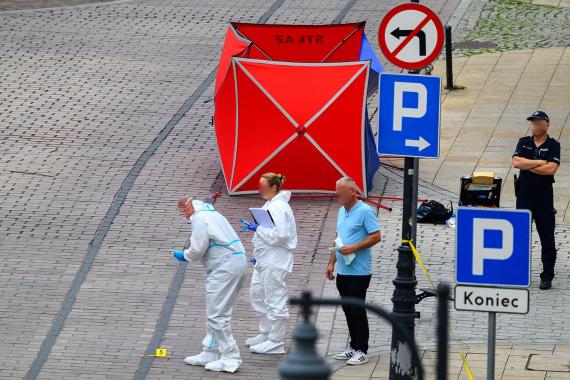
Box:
[360,33,382,191]
[360,33,383,73]
[364,107,381,191]
[360,33,383,96]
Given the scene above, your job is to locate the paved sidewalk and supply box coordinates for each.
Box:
[434,47,570,219]
[332,344,570,379]
[381,47,570,221]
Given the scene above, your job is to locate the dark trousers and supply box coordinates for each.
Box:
[336,274,372,353]
[516,187,557,281]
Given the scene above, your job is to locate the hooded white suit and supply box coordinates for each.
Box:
[182,200,248,373]
[248,191,297,354]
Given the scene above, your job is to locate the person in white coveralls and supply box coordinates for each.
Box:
[241,173,297,354]
[171,197,247,373]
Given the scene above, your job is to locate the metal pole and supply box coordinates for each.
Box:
[402,157,414,241]
[487,312,496,380]
[445,26,453,89]
[437,284,450,380]
[411,158,419,244]
[390,157,418,380]
[390,1,420,378]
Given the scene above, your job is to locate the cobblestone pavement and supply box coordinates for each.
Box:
[0,0,121,11]
[0,1,465,379]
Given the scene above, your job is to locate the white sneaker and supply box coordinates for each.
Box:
[347,350,368,365]
[184,350,219,366]
[335,346,356,360]
[249,339,285,354]
[245,334,268,347]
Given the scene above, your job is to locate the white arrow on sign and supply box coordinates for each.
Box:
[405,136,430,151]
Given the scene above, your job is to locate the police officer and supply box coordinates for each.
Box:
[512,111,560,290]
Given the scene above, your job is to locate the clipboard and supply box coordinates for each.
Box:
[249,208,275,228]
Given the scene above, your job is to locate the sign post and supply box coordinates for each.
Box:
[455,207,532,380]
[378,2,444,379]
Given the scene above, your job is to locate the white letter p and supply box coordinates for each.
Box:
[472,218,514,276]
[393,82,427,132]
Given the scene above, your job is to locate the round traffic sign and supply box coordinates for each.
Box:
[378,3,444,70]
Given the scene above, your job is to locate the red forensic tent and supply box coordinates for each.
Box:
[214,22,383,195]
[215,58,370,194]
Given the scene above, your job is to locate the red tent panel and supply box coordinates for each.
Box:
[323,29,364,62]
[306,69,368,191]
[230,63,297,189]
[232,22,364,62]
[214,61,237,181]
[225,58,369,194]
[237,60,362,127]
[236,137,348,192]
[214,25,250,97]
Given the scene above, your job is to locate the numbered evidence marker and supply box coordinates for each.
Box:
[155,347,168,358]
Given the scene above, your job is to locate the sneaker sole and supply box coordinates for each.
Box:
[250,350,285,355]
[347,358,369,365]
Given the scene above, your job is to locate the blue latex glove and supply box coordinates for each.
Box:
[250,258,257,266]
[240,219,258,232]
[171,250,187,262]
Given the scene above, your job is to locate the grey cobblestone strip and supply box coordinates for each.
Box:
[24,72,212,380]
[133,261,188,380]
[22,1,285,378]
[333,0,358,24]
[132,1,287,379]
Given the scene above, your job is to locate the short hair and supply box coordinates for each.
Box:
[178,197,194,208]
[336,177,357,190]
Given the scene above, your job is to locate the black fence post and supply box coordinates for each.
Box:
[445,26,453,89]
[278,292,331,380]
[437,284,450,380]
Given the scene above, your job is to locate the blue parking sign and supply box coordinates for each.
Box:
[377,73,441,158]
[456,208,531,288]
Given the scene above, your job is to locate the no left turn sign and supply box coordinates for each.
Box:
[378,3,444,70]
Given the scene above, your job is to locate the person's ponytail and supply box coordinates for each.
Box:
[261,172,286,192]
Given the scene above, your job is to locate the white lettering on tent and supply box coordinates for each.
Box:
[472,218,514,276]
[393,81,427,132]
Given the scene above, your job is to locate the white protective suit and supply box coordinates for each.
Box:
[182,200,248,373]
[248,191,297,354]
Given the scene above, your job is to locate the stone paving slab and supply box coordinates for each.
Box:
[333,347,570,379]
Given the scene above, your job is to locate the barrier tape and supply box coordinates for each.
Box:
[401,239,474,380]
[402,239,436,289]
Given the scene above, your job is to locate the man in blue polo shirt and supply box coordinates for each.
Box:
[326,177,381,365]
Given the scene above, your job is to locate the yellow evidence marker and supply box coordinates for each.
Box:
[155,348,167,358]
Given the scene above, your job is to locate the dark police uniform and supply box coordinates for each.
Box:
[513,135,560,282]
